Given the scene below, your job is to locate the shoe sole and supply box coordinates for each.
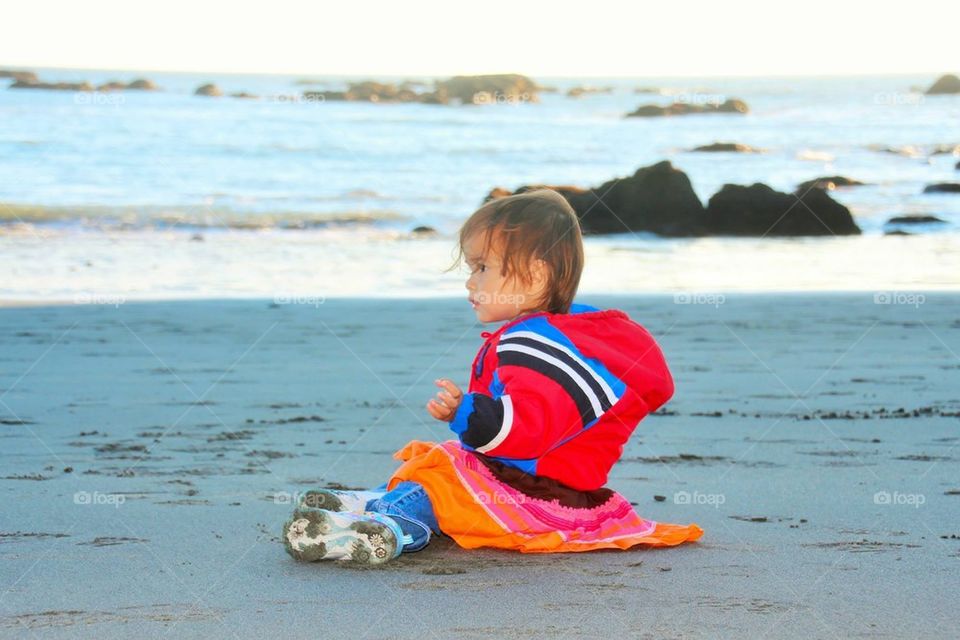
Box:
[283,507,399,565]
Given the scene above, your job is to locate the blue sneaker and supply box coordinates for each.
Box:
[282,507,413,565]
[298,488,385,513]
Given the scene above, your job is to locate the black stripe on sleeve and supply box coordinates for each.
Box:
[460,394,505,449]
[498,335,614,413]
[495,346,597,428]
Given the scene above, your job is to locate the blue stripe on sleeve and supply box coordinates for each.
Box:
[449,392,475,437]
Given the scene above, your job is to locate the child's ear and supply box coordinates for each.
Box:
[532,258,549,287]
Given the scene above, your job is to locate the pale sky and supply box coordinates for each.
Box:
[1,0,955,77]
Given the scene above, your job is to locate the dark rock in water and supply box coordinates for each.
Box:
[925,74,960,95]
[410,225,437,235]
[956,160,960,170]
[417,90,449,105]
[304,81,429,104]
[577,162,707,236]
[97,78,158,91]
[301,74,539,106]
[0,69,38,83]
[884,229,911,236]
[923,183,960,194]
[230,92,258,99]
[487,161,862,237]
[797,176,866,192]
[195,83,223,97]
[928,144,960,156]
[566,85,613,98]
[304,80,438,103]
[626,98,748,117]
[629,104,675,117]
[886,215,947,225]
[717,100,749,113]
[303,90,345,101]
[486,161,708,237]
[705,183,861,236]
[346,81,419,102]
[127,78,158,90]
[691,142,763,153]
[10,79,93,91]
[435,74,540,105]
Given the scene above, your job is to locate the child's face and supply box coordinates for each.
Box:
[463,233,546,324]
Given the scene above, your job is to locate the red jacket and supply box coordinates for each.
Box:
[448,302,674,491]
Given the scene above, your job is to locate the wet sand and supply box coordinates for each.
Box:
[1,293,957,638]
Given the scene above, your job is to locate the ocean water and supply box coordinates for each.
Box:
[1,68,958,300]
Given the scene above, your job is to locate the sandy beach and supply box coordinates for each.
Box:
[1,292,957,638]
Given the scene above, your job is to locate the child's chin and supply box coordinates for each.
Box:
[477,310,507,324]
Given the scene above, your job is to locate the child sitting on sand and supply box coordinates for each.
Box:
[282,189,703,565]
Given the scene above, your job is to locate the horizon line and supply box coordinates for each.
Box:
[1,62,954,81]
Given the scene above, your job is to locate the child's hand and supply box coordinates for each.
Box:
[426,378,463,422]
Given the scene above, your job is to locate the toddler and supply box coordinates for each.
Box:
[283,189,703,565]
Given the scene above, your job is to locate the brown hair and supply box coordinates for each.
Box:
[446,188,584,314]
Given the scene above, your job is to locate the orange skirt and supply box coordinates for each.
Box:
[385,439,704,553]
